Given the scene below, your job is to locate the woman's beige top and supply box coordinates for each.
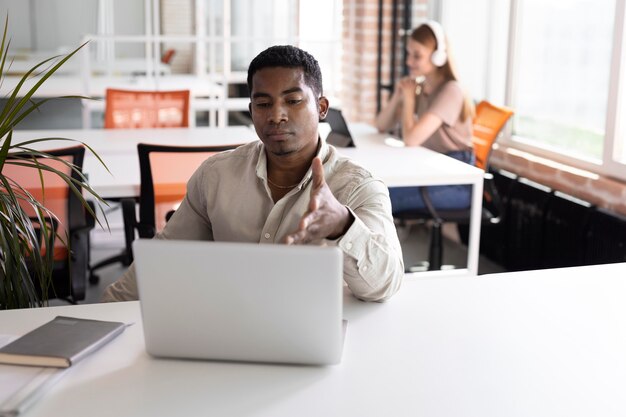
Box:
[416,80,473,154]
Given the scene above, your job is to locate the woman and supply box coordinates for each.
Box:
[376,20,475,213]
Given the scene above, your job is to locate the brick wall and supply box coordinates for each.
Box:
[341,1,380,124]
[341,0,428,124]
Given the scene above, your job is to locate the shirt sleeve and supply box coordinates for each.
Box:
[332,178,404,302]
[427,81,464,126]
[101,164,214,302]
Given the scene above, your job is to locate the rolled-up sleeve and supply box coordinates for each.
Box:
[334,178,404,302]
[101,165,214,303]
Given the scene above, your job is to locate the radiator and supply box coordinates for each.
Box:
[583,207,626,265]
[503,178,552,271]
[541,191,592,268]
[474,169,518,265]
[465,170,626,271]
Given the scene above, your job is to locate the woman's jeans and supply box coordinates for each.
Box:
[389,150,475,215]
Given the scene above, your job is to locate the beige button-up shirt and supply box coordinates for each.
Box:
[102,139,404,302]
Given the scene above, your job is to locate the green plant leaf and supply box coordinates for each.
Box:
[0,16,107,308]
[0,129,12,171]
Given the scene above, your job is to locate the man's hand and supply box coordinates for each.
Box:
[285,157,354,244]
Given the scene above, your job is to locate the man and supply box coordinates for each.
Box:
[102,45,403,302]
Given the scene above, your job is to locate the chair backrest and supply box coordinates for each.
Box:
[104,89,190,129]
[472,100,514,171]
[161,49,176,64]
[3,146,86,262]
[137,143,239,235]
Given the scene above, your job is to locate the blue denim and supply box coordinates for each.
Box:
[389,150,475,214]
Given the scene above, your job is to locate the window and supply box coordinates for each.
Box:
[511,0,614,162]
[441,0,626,181]
[202,0,342,96]
[299,0,343,100]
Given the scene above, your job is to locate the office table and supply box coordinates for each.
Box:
[2,262,625,417]
[12,124,483,275]
[3,74,229,127]
[337,124,485,275]
[11,126,260,199]
[12,123,482,194]
[5,57,172,77]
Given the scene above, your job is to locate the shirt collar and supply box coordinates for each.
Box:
[256,136,329,190]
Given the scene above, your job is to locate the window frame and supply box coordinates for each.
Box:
[442,0,626,181]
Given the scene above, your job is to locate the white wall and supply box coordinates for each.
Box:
[0,0,144,55]
[0,0,33,49]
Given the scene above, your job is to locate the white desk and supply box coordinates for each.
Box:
[5,57,171,77]
[11,126,260,199]
[13,124,484,275]
[339,124,485,276]
[3,74,222,100]
[2,263,625,417]
[3,74,229,127]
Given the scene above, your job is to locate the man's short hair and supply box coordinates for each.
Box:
[247,45,323,98]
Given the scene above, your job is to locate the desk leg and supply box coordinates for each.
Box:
[81,101,91,129]
[466,179,484,276]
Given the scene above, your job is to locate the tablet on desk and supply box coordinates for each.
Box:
[323,108,355,148]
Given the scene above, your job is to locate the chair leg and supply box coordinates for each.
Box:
[428,221,443,271]
[121,198,138,263]
[89,197,137,284]
[89,252,130,284]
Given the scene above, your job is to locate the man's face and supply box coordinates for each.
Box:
[250,67,327,158]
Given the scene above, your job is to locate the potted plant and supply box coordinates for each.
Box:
[0,17,106,309]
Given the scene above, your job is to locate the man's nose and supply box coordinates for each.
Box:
[268,103,288,124]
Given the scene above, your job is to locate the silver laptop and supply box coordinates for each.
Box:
[133,239,344,365]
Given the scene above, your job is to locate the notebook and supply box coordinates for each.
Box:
[133,239,345,365]
[0,317,126,368]
[324,107,355,147]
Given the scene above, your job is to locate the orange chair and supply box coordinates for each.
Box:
[90,89,192,281]
[161,49,176,65]
[119,143,239,261]
[395,100,514,271]
[104,89,190,129]
[472,100,515,171]
[4,146,93,302]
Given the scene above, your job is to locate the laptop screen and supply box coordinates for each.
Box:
[134,239,345,365]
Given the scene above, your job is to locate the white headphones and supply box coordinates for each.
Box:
[420,20,447,67]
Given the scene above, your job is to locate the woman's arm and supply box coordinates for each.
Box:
[375,84,403,132]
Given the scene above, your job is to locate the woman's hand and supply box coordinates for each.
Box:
[398,77,418,102]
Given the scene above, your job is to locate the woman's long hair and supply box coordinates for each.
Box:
[411,24,475,122]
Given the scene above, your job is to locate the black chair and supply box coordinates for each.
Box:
[395,181,505,271]
[116,143,238,263]
[88,205,134,284]
[395,101,514,271]
[6,146,94,303]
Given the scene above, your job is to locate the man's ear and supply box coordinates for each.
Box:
[318,96,329,120]
[248,102,252,115]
